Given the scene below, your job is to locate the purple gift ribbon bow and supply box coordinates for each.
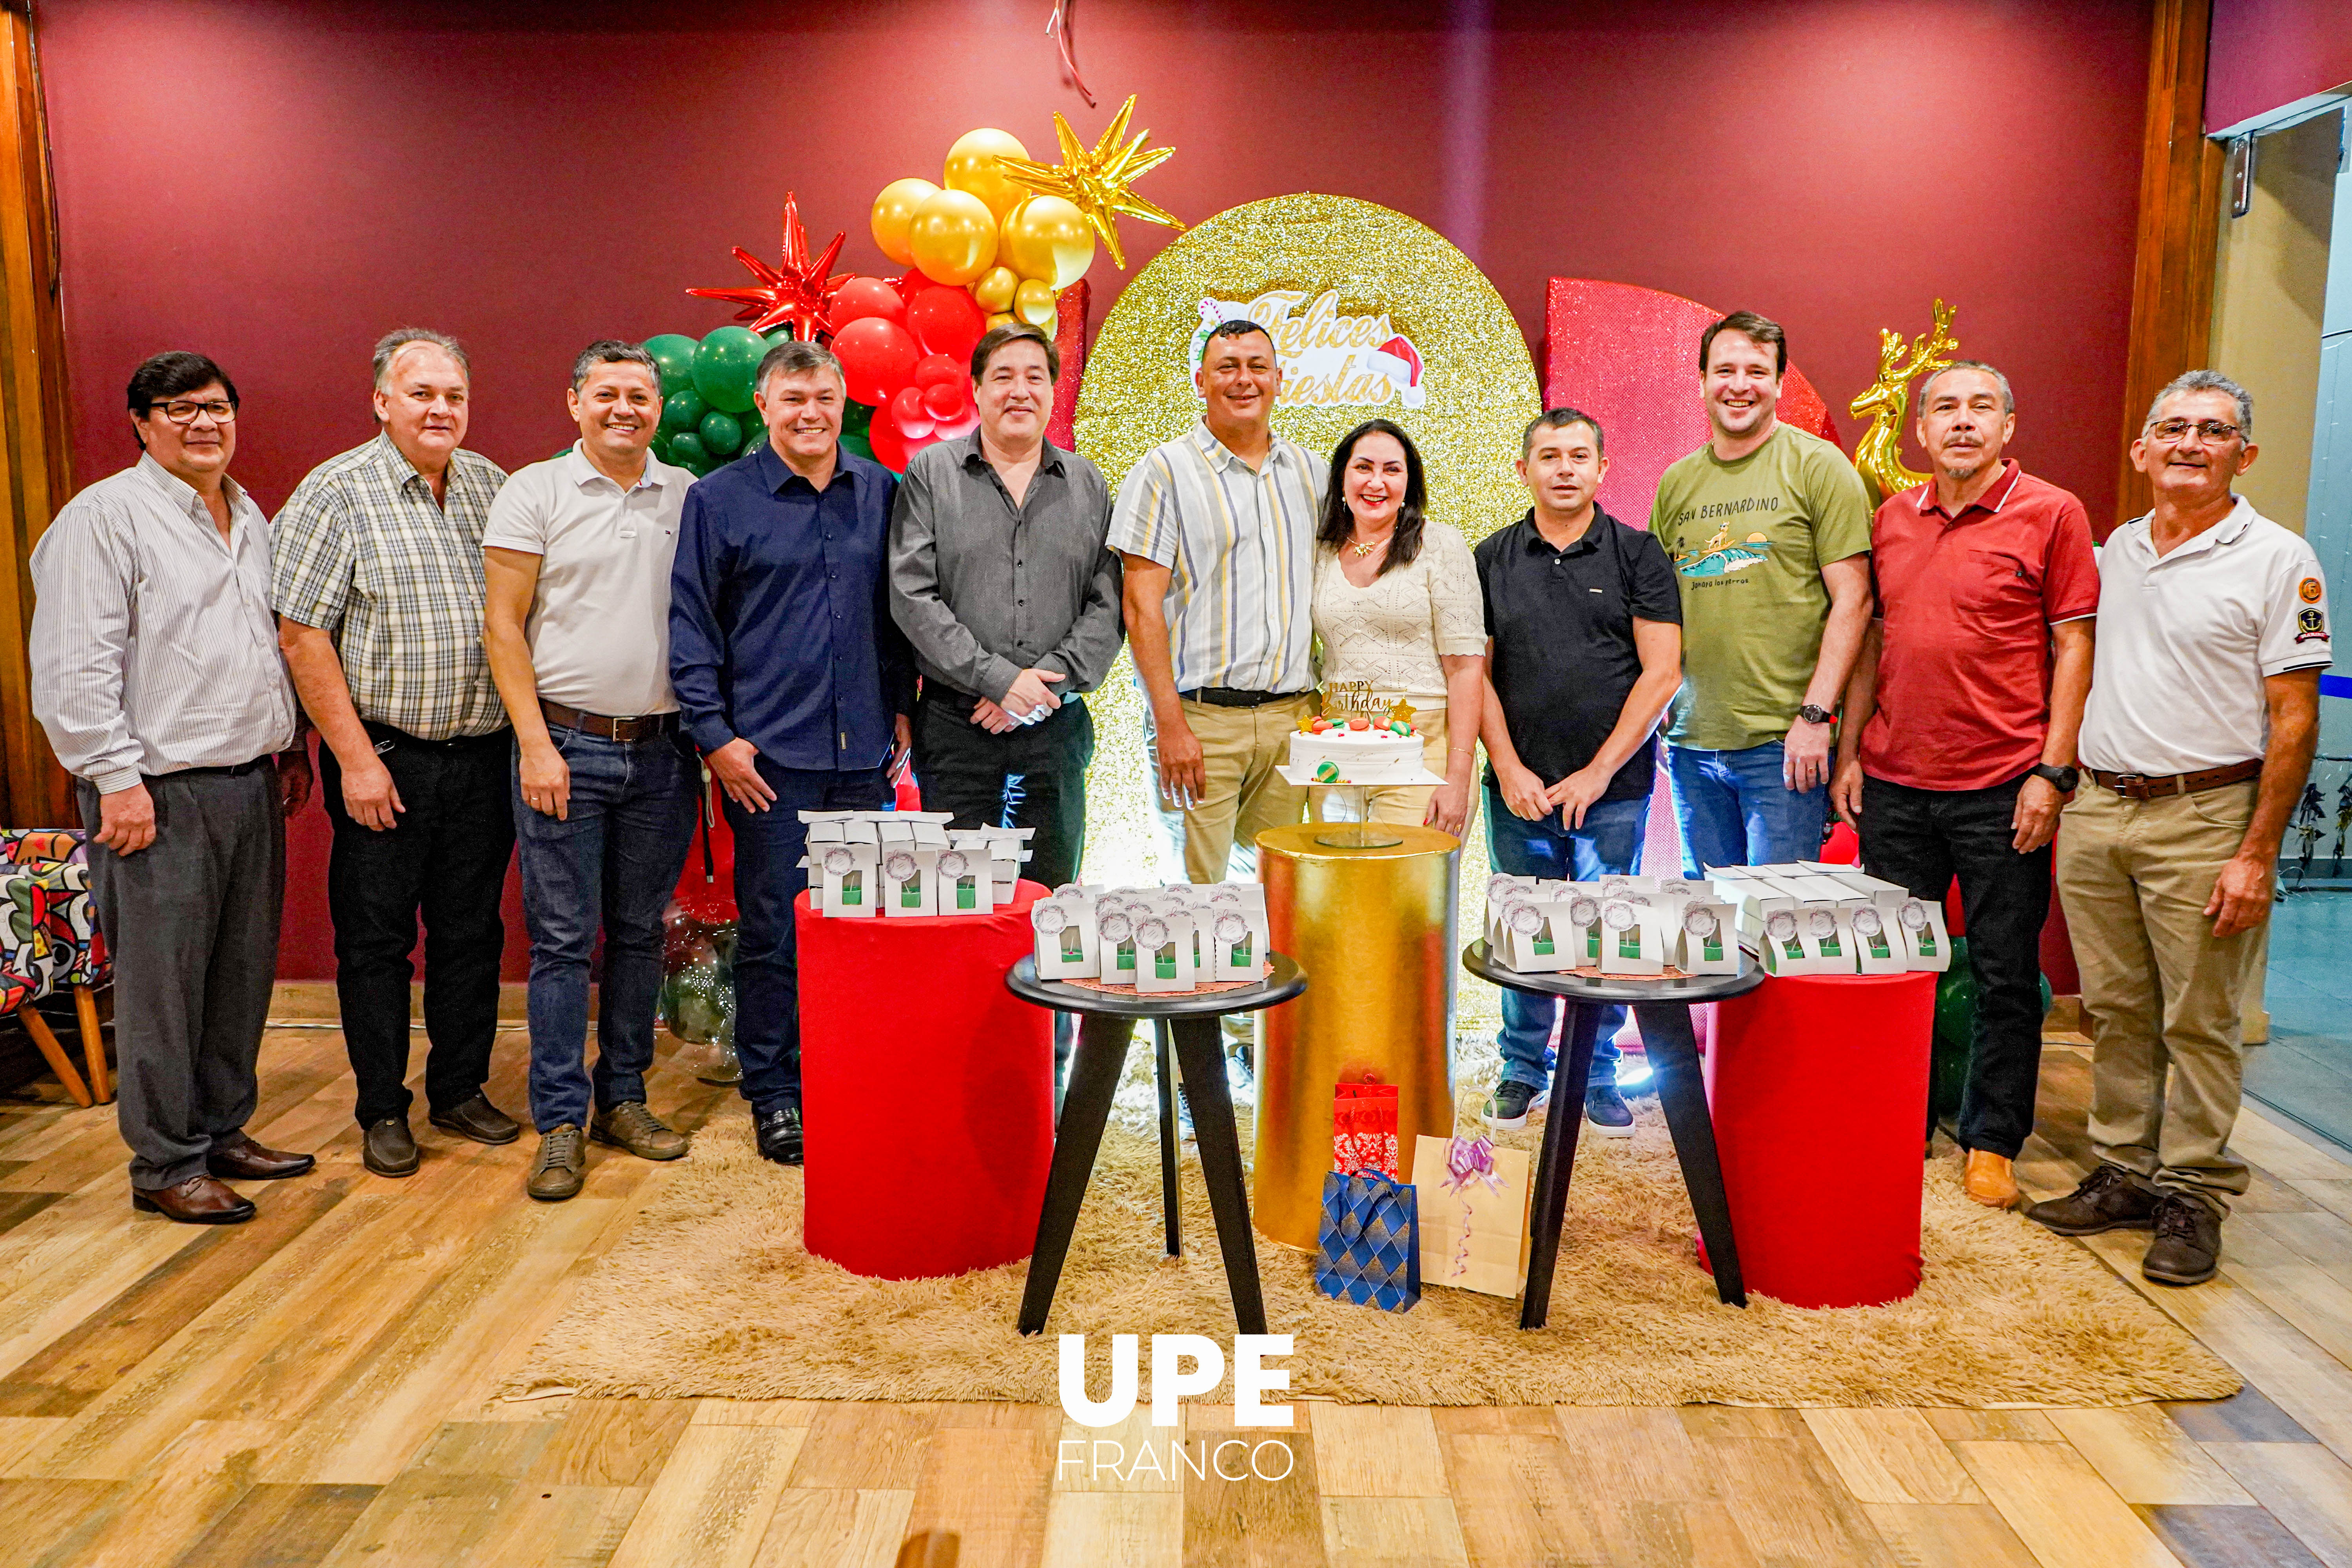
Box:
[1441,1134,1503,1280]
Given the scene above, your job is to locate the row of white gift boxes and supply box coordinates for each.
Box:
[799,812,1034,918]
[1485,863,1952,978]
[1031,882,1272,992]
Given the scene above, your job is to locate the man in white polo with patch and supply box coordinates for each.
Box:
[2032,370,2326,1288]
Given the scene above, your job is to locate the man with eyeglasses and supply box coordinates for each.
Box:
[2029,371,2325,1287]
[274,328,520,1179]
[31,352,316,1223]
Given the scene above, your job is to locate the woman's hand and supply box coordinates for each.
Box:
[1425,779,1470,837]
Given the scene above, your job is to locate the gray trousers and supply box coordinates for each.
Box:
[78,764,284,1190]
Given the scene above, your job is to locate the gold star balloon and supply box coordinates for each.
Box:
[995,95,1185,270]
[687,192,850,340]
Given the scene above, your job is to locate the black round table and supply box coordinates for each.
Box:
[1461,941,1765,1326]
[1004,953,1307,1337]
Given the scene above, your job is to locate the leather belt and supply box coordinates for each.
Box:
[539,699,679,744]
[1178,687,1312,709]
[2089,759,2262,799]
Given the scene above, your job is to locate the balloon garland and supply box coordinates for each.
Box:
[635,102,1177,478]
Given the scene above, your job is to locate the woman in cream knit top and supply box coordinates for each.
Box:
[1309,419,1487,833]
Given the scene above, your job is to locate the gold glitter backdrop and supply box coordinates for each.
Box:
[1070,194,1542,1027]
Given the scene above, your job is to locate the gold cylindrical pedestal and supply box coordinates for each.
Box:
[1254,822,1459,1252]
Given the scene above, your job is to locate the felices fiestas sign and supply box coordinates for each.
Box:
[1189,290,1427,410]
[1057,1333,1296,1484]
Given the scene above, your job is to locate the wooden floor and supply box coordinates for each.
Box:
[0,1020,2348,1568]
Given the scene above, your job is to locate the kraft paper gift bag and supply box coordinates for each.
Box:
[1332,1081,1400,1178]
[1412,1132,1532,1297]
[1315,1169,1420,1312]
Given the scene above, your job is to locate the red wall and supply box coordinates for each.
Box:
[35,0,2154,977]
[2208,0,2352,132]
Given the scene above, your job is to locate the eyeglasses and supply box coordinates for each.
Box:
[146,399,237,425]
[2147,417,2241,445]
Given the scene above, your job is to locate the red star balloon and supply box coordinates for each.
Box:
[687,192,850,340]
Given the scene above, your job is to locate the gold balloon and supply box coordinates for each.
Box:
[985,311,1019,331]
[869,177,938,268]
[906,187,999,287]
[971,265,1018,314]
[942,127,1031,221]
[1000,195,1096,290]
[1014,277,1058,327]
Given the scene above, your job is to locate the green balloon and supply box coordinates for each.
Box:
[642,334,699,398]
[699,410,745,458]
[764,328,796,349]
[669,431,711,474]
[839,429,875,463]
[691,326,765,414]
[651,434,673,465]
[842,399,873,435]
[659,386,706,438]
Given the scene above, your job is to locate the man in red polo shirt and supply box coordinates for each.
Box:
[1832,361,2098,1209]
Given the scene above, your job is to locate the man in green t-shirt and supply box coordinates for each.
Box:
[1648,311,1873,871]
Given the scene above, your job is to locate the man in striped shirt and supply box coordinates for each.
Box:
[31,351,317,1224]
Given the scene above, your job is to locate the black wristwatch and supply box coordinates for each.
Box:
[2030,763,2080,793]
[1796,704,1836,727]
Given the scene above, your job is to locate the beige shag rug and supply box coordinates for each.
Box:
[509,1065,2237,1408]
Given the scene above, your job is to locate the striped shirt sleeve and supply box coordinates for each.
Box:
[1107,451,1177,566]
[27,498,143,793]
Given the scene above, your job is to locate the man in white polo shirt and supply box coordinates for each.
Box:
[483,341,698,1201]
[2031,371,2325,1286]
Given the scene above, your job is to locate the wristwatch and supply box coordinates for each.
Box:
[2030,763,2080,793]
[1796,704,1837,727]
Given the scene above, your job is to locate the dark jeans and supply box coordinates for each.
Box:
[321,728,515,1128]
[513,727,700,1132]
[911,690,1094,889]
[1485,781,1651,1090]
[1860,771,2051,1159]
[78,764,283,1190]
[724,758,893,1115]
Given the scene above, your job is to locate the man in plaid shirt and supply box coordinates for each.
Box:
[274,328,522,1179]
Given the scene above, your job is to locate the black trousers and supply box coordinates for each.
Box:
[320,728,515,1127]
[1860,771,2051,1159]
[911,690,1094,890]
[78,765,283,1190]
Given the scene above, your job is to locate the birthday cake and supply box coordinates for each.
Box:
[1278,707,1444,786]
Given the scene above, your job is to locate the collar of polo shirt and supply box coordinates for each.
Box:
[562,444,672,493]
[1916,458,2023,521]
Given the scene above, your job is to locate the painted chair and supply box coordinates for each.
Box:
[0,829,111,1105]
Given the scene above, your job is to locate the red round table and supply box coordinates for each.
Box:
[1704,971,1936,1308]
[797,880,1052,1279]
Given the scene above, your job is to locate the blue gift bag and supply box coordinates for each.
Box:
[1315,1169,1421,1312]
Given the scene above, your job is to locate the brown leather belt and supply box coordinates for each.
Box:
[2088,759,2261,799]
[539,699,678,744]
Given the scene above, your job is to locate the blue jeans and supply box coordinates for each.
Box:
[724,759,893,1116]
[514,728,701,1133]
[1665,739,1829,875]
[1485,782,1650,1091]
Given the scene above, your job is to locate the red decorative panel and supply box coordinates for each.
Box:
[1048,279,1090,451]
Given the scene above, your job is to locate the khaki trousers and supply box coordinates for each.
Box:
[1145,693,1316,884]
[1308,711,1455,828]
[2055,780,2263,1209]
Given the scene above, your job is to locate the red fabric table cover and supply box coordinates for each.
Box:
[797,880,1052,1280]
[1704,971,1936,1308]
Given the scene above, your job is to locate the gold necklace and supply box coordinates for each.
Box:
[1349,532,1390,559]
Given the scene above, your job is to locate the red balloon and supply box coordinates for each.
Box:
[891,386,936,439]
[830,276,905,329]
[913,354,963,392]
[904,285,986,363]
[867,401,912,472]
[831,316,920,407]
[920,379,967,421]
[933,405,979,440]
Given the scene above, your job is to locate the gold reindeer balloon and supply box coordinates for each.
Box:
[1849,299,1958,507]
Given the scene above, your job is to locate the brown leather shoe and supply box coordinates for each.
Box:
[132,1174,256,1224]
[207,1133,316,1181]
[363,1116,420,1178]
[591,1102,687,1161]
[1964,1150,2020,1209]
[430,1093,521,1146]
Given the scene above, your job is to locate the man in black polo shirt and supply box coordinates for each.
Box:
[1476,408,1684,1133]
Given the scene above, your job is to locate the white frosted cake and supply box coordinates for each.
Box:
[1278,715,1443,786]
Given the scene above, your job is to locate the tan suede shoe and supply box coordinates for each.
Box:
[1964,1149,2020,1209]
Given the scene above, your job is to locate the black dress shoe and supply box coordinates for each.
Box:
[430,1093,521,1146]
[207,1133,316,1181]
[2025,1162,2159,1236]
[133,1174,256,1224]
[363,1116,420,1177]
[2143,1192,2225,1286]
[753,1104,804,1166]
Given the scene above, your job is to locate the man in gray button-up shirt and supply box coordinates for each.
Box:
[889,323,1121,894]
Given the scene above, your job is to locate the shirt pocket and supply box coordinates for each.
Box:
[1954,547,2040,626]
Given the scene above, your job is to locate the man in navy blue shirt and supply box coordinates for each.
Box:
[671,339,915,1165]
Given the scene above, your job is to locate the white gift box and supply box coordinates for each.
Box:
[879,845,938,917]
[1884,893,1953,972]
[1596,872,1659,902]
[1676,900,1740,973]
[1032,895,1098,978]
[815,841,878,918]
[1597,897,1667,976]
[1209,906,1270,981]
[1097,905,1142,984]
[936,845,988,913]
[1757,902,1854,975]
[1134,910,1198,994]
[1846,899,1909,973]
[1496,898,1570,973]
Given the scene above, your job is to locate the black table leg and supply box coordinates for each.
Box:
[1155,1021,1181,1256]
[1018,1012,1136,1336]
[1167,1015,1268,1335]
[1519,1000,1602,1330]
[1633,1002,1748,1308]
